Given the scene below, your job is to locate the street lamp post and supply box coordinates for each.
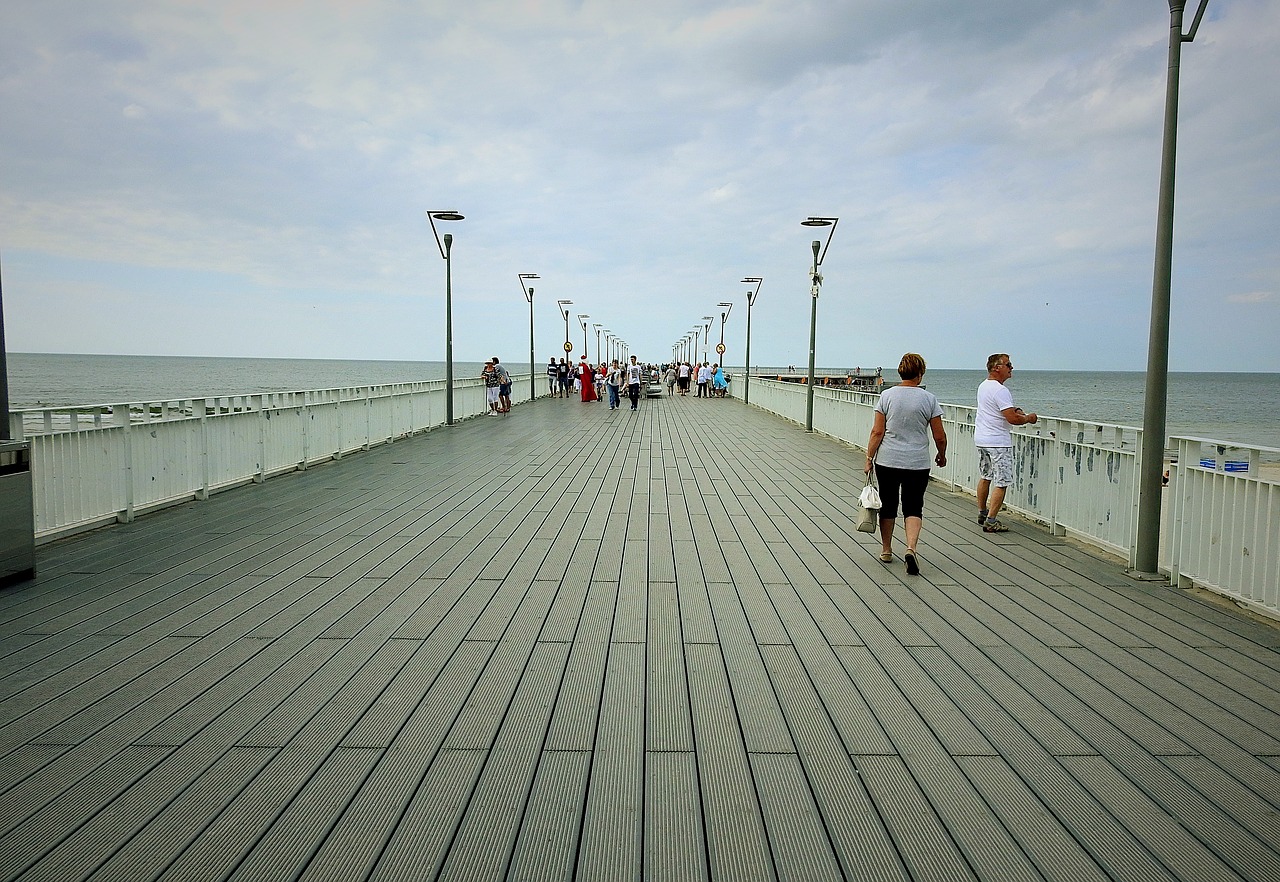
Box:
[701,316,713,363]
[557,300,573,359]
[518,273,540,401]
[578,315,589,364]
[741,277,762,406]
[801,216,839,432]
[716,301,733,365]
[427,209,465,425]
[1134,0,1210,578]
[593,323,602,364]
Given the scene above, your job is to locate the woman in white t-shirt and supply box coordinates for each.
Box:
[863,353,947,575]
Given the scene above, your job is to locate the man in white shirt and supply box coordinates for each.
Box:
[975,353,1038,533]
[626,356,644,410]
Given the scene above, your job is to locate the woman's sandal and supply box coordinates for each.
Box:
[904,551,920,575]
[982,519,1009,533]
[880,551,893,563]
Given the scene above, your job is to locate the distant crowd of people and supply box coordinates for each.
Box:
[538,356,731,410]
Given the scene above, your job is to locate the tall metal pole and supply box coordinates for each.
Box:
[558,300,573,358]
[742,277,762,407]
[717,302,733,365]
[527,287,536,400]
[1134,0,1209,577]
[0,255,10,440]
[519,273,539,401]
[800,216,837,432]
[806,240,820,431]
[426,210,463,424]
[444,233,454,426]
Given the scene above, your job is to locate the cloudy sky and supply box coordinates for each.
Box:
[2,0,1276,371]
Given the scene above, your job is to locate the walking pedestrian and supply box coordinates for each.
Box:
[558,358,572,398]
[606,359,622,409]
[547,358,559,398]
[863,353,947,575]
[626,355,643,410]
[975,353,1038,533]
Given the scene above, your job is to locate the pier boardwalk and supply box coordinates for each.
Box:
[2,394,1279,882]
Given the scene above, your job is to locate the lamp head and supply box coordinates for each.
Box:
[431,211,465,222]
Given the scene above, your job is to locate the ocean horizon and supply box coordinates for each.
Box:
[7,352,1279,455]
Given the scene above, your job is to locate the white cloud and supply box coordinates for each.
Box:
[1227,292,1274,304]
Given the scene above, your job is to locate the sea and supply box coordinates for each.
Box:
[6,353,1279,458]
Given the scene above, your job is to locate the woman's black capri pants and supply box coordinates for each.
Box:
[873,464,931,520]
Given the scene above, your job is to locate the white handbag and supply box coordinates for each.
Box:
[857,472,881,533]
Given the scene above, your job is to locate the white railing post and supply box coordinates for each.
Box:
[364,387,372,450]
[300,393,311,469]
[255,395,266,484]
[114,404,134,524]
[196,399,210,500]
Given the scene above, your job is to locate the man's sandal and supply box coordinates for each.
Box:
[982,519,1009,533]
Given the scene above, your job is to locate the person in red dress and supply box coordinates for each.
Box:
[579,357,598,402]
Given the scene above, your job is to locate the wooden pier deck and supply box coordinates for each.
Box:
[2,392,1279,882]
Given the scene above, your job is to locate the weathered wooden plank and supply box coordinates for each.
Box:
[955,754,1114,882]
[684,643,775,881]
[749,752,844,881]
[758,645,907,880]
[436,641,569,881]
[1059,754,1246,882]
[577,641,645,881]
[506,750,592,881]
[644,751,709,881]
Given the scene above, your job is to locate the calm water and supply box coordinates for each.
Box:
[8,353,1279,453]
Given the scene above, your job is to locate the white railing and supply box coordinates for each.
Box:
[746,378,1279,619]
[12,375,536,542]
[1167,437,1280,618]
